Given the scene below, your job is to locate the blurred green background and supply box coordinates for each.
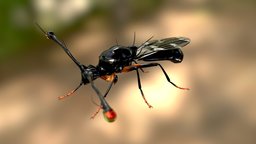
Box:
[1,0,256,144]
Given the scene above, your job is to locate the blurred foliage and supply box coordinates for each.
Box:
[0,0,255,62]
[0,0,33,61]
[0,0,165,63]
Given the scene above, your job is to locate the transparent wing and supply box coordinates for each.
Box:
[136,37,190,59]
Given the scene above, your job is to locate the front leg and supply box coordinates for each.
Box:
[58,81,83,100]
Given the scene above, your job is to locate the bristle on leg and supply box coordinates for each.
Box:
[90,106,102,119]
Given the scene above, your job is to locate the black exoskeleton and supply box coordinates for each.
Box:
[36,23,190,122]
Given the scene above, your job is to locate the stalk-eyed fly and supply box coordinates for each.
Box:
[36,23,190,122]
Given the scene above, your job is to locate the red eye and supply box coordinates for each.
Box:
[103,109,117,122]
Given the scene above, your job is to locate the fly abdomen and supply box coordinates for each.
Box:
[138,49,183,63]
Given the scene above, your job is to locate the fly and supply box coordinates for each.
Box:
[36,23,190,122]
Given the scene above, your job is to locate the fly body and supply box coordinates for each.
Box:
[36,23,190,122]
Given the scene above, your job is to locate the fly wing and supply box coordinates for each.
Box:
[136,37,190,60]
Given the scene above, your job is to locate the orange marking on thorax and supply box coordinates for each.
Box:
[122,64,141,73]
[101,73,116,82]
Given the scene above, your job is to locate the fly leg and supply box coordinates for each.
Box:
[122,64,153,108]
[58,81,83,100]
[133,60,147,73]
[136,69,153,108]
[123,63,189,90]
[122,63,189,107]
[154,63,189,90]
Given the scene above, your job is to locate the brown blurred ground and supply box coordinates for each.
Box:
[0,0,256,144]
